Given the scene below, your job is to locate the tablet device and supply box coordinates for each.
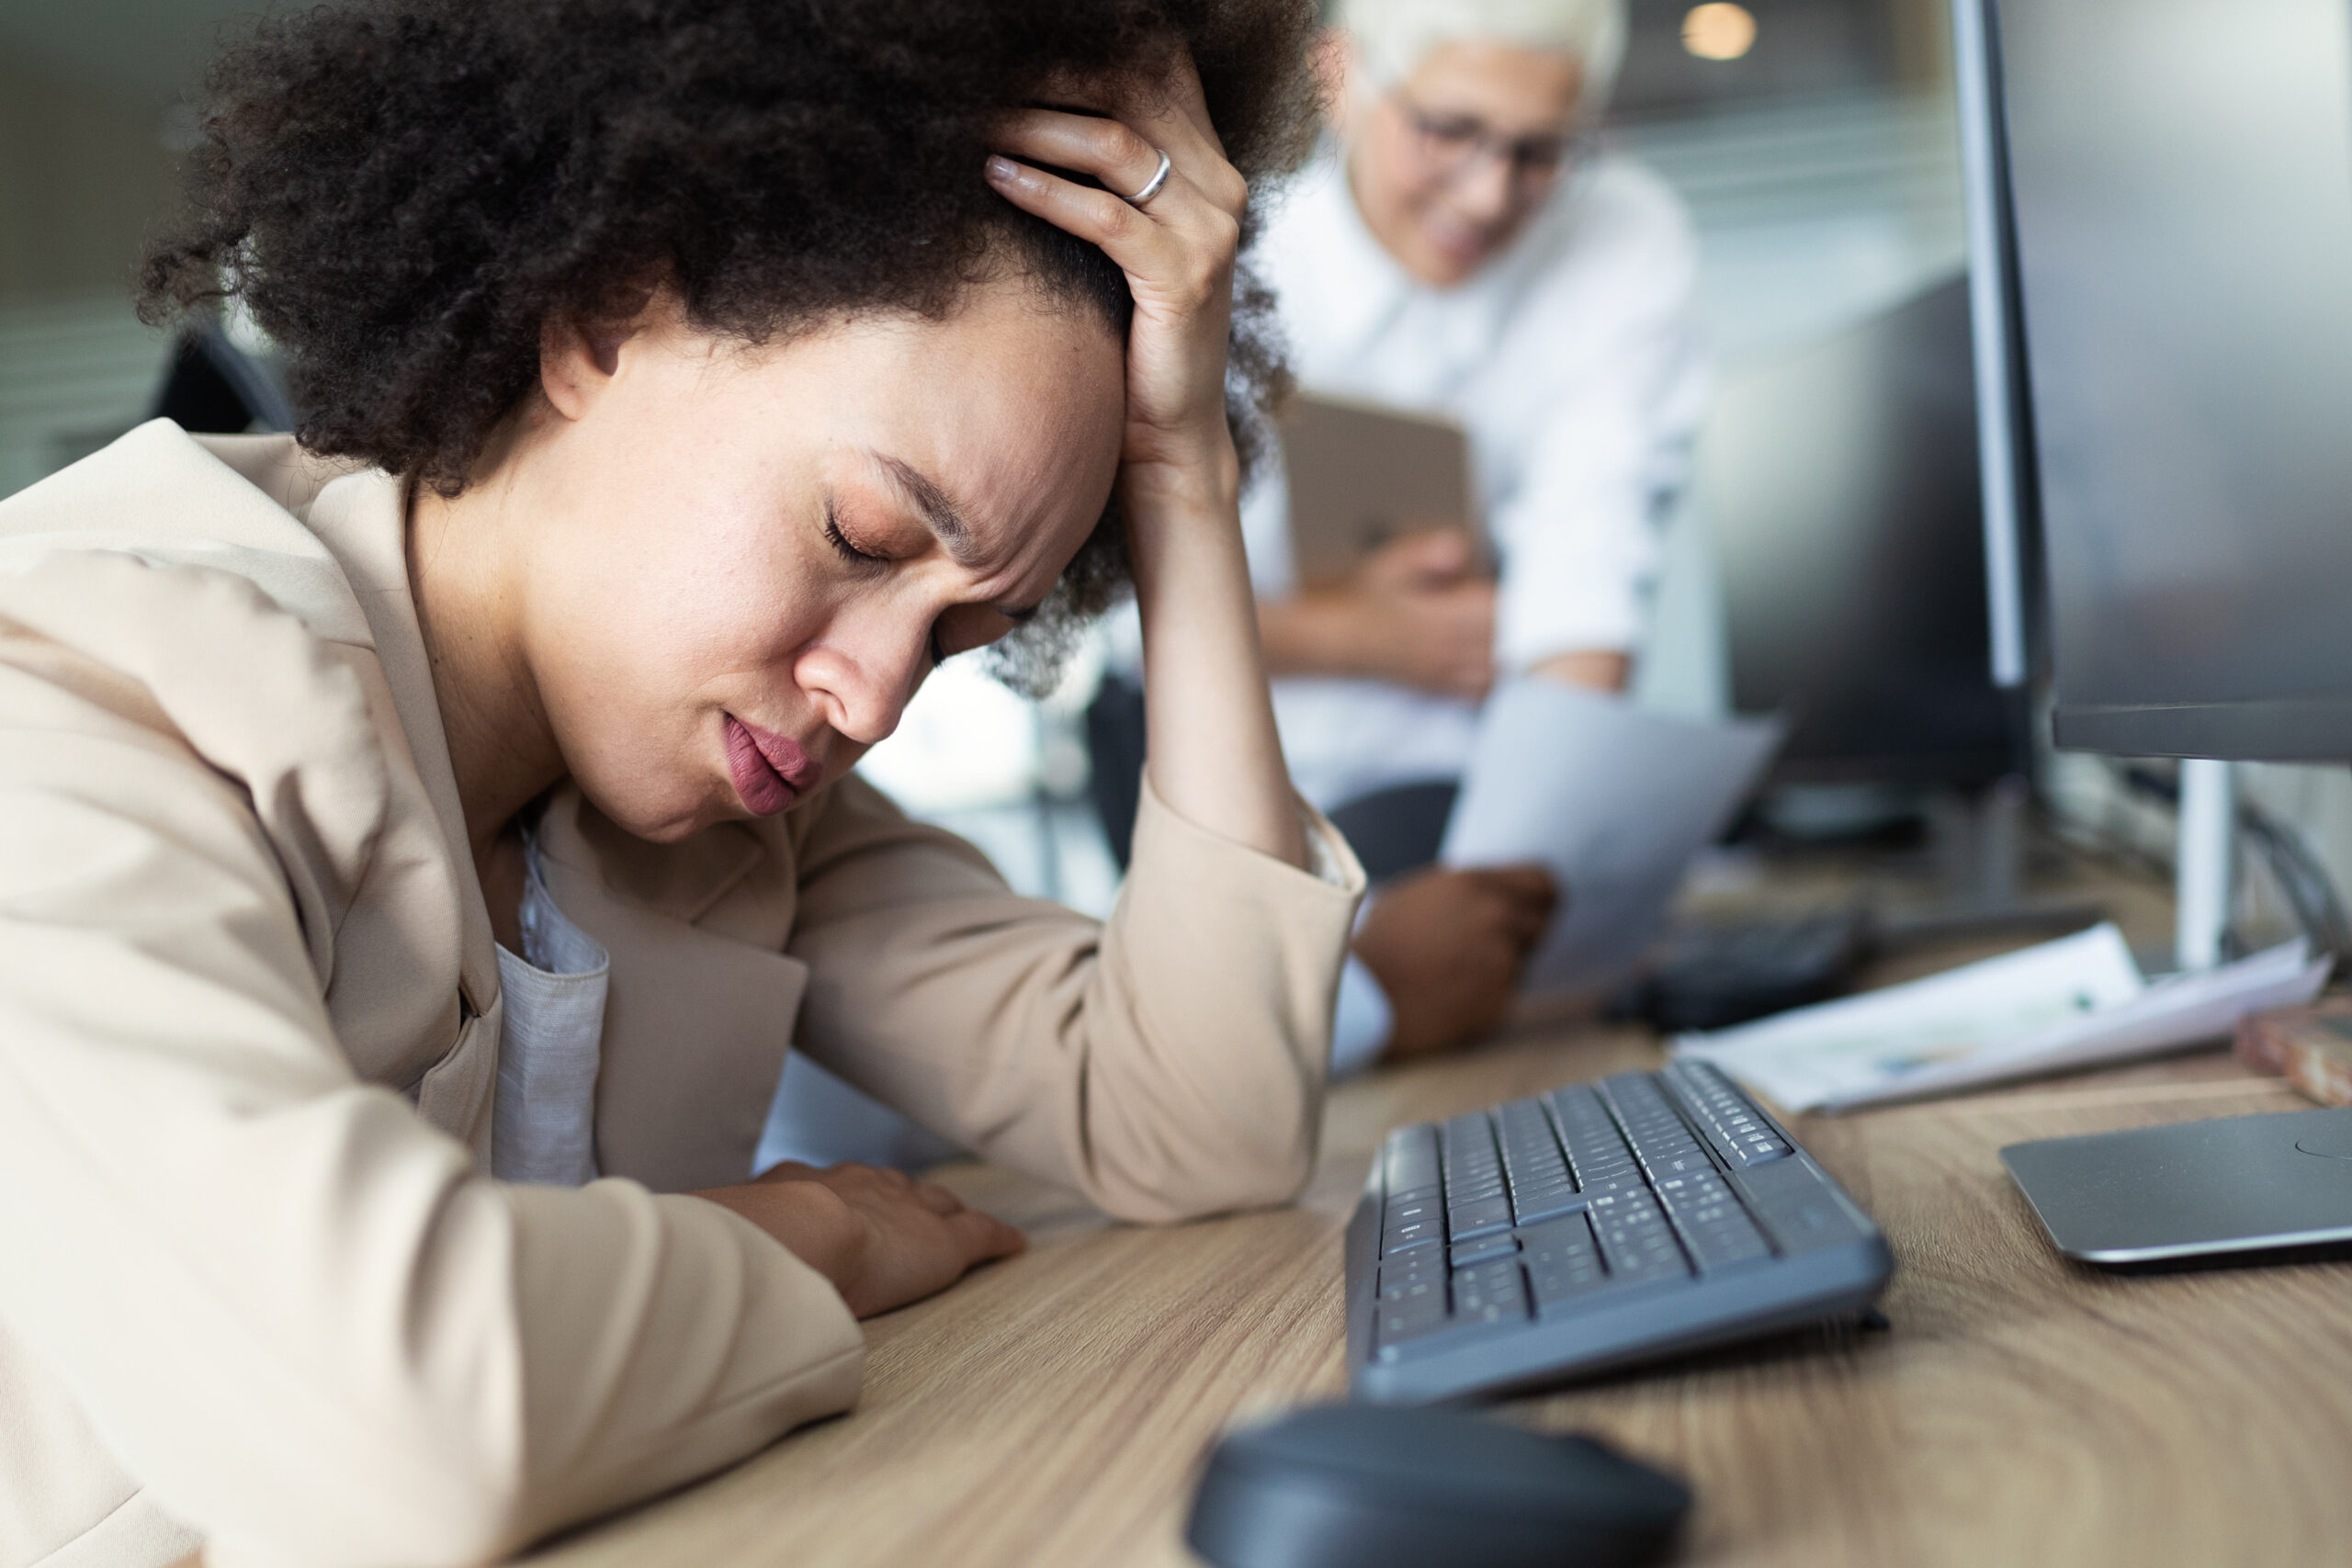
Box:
[1279,391,1478,590]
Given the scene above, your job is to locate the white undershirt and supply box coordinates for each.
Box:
[490,839,609,1187]
[488,809,1362,1181]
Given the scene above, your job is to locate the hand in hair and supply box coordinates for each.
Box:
[986,51,1310,869]
[986,55,1253,493]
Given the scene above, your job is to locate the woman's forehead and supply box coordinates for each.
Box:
[677,292,1123,475]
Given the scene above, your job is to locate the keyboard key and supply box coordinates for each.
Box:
[1379,1244,1443,1285]
[1520,1213,1610,1307]
[1586,1190,1692,1285]
[1442,1113,1500,1169]
[1385,1124,1442,1192]
[1375,1271,1450,1344]
[1498,1102,1569,1178]
[1666,1061,1793,1168]
[1571,1171,1645,1202]
[1380,1245,1444,1285]
[1653,1170,1774,1269]
[1385,1188,1441,1219]
[1500,1100,1560,1143]
[1504,1147,1571,1187]
[1382,1224,1443,1257]
[1683,1220,1772,1270]
[1550,1089,1642,1194]
[1642,1146,1715,1181]
[1374,1194,1448,1259]
[1450,1258,1530,1325]
[1450,1232,1519,1267]
[1510,1181,1585,1226]
[1447,1194,1513,1240]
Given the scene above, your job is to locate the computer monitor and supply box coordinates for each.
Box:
[1704,274,2023,790]
[1987,0,2352,761]
[1970,0,2352,1269]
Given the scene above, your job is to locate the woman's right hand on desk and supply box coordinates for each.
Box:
[1260,528,1497,701]
[694,1161,1026,1317]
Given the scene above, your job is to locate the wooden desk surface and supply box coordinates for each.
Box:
[532,894,2352,1567]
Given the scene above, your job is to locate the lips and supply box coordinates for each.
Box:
[723,715,818,817]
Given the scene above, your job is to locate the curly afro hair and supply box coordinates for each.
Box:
[141,0,1319,694]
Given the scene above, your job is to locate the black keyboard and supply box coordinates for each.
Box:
[1345,1059,1893,1404]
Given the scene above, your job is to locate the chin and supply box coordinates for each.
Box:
[1410,217,1511,282]
[630,812,721,844]
[577,775,731,843]
[1434,238,1498,277]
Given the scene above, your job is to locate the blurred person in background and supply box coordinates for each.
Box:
[0,2,1360,1563]
[1248,0,1705,1068]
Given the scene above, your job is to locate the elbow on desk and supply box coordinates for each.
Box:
[193,1405,542,1568]
[1083,1100,1320,1224]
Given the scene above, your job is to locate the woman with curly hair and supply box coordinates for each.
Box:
[0,2,1358,1563]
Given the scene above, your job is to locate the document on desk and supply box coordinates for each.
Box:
[1672,922,2331,1111]
[1440,680,1783,999]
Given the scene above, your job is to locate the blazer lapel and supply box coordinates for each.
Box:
[298,457,506,1156]
[536,789,805,1193]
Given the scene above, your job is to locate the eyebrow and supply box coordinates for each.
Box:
[872,451,1041,622]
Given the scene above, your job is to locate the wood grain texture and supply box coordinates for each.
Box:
[526,1035,2352,1568]
[529,861,2352,1568]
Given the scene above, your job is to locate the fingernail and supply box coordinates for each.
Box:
[985,154,1020,183]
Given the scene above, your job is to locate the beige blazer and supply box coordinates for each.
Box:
[0,423,1363,1568]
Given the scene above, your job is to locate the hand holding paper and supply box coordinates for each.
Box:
[1440,679,1784,1000]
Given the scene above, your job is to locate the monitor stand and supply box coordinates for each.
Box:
[1875,774,2106,947]
[2173,757,2235,971]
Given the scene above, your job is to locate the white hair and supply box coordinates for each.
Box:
[1336,0,1629,112]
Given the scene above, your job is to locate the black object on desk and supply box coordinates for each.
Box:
[1636,907,1873,1032]
[1185,1404,1689,1568]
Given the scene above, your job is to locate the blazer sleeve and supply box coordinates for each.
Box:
[0,648,861,1568]
[785,773,1366,1222]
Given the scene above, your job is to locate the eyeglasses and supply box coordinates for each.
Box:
[1389,92,1587,187]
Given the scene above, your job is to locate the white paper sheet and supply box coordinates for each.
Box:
[1672,923,2331,1111]
[1439,680,1784,999]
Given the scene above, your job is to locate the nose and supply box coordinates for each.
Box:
[1451,152,1518,228]
[794,614,932,747]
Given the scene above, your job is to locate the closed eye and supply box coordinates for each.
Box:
[823,497,888,567]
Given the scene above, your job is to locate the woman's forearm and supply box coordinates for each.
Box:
[1125,445,1307,871]
[981,62,1305,871]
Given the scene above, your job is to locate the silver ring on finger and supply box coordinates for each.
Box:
[1123,148,1173,207]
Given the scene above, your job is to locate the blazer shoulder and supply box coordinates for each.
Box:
[0,548,401,979]
[0,420,379,650]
